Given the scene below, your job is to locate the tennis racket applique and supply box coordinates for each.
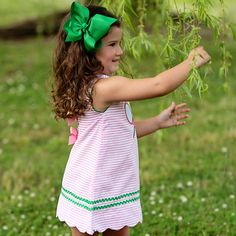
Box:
[124,102,136,138]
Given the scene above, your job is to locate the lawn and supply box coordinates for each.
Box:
[0,35,235,235]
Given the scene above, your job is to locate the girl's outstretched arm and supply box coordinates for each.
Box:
[93,46,211,105]
[134,102,190,139]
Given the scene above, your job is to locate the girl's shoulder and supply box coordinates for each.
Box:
[89,75,113,112]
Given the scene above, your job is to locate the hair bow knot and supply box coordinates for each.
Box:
[64,2,118,52]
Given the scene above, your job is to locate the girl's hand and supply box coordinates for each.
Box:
[187,46,211,68]
[156,102,190,129]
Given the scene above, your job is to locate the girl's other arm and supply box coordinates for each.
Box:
[94,46,211,104]
[134,103,190,138]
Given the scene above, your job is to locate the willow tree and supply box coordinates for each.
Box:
[84,0,235,97]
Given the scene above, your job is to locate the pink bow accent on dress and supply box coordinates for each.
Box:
[66,116,78,145]
[68,127,78,145]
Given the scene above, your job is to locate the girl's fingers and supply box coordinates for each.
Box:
[175,103,187,109]
[176,114,190,121]
[176,121,187,126]
[174,108,191,115]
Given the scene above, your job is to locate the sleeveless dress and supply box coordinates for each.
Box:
[56,75,143,235]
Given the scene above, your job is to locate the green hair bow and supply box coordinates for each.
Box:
[64,2,118,52]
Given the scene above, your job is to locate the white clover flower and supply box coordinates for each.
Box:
[50,196,56,202]
[180,195,188,203]
[214,208,219,212]
[173,212,177,216]
[30,192,36,198]
[158,198,164,204]
[46,232,51,236]
[150,200,156,205]
[222,203,228,209]
[6,78,14,85]
[53,225,58,229]
[149,196,155,201]
[17,195,23,200]
[150,190,156,196]
[177,182,184,189]
[48,224,52,228]
[33,124,40,130]
[151,210,156,215]
[24,189,29,195]
[223,222,227,226]
[231,213,235,216]
[17,84,25,93]
[159,213,163,217]
[31,226,36,230]
[11,195,16,200]
[160,184,165,190]
[8,118,15,125]
[229,195,235,199]
[2,225,8,230]
[186,181,193,187]
[17,203,23,208]
[221,147,228,153]
[177,216,183,221]
[20,214,26,219]
[201,198,206,202]
[145,234,151,236]
[47,215,52,221]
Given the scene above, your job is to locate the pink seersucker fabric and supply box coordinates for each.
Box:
[56,75,142,235]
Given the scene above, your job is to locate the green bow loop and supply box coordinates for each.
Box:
[83,14,118,51]
[64,2,118,52]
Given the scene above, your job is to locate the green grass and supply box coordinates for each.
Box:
[0,36,236,235]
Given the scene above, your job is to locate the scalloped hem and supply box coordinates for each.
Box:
[56,215,142,235]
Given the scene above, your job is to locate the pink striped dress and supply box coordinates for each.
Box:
[56,75,143,235]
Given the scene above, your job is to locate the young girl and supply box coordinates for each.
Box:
[52,2,211,236]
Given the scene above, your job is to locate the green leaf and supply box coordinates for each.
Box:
[229,23,236,41]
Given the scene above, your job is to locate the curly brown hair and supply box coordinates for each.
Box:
[51,5,121,120]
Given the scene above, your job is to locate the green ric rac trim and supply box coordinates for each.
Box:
[61,186,140,204]
[61,191,140,211]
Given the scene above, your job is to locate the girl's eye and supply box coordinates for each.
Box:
[109,43,116,47]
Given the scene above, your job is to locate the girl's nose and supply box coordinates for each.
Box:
[117,45,123,56]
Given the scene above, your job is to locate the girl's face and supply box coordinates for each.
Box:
[95,26,123,75]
